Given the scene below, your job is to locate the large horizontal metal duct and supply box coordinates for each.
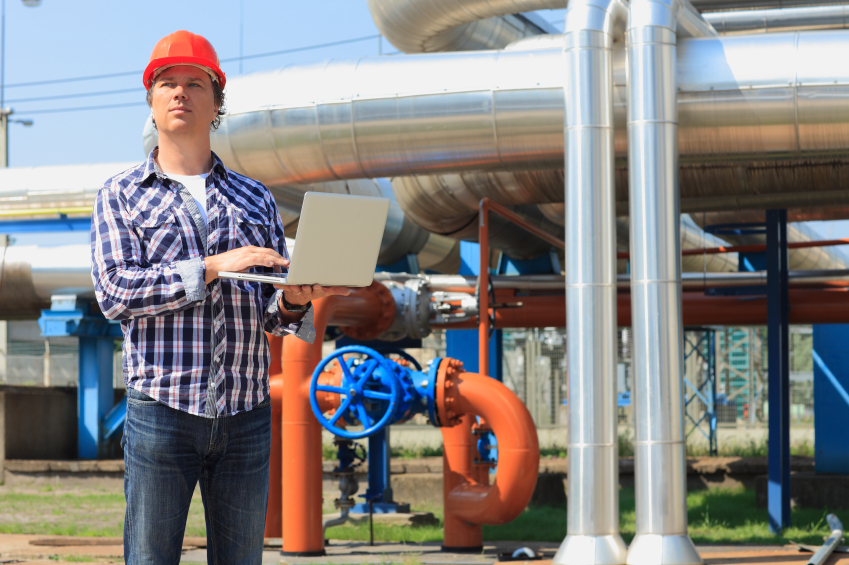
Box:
[206,31,849,221]
[539,203,739,272]
[367,0,711,53]
[390,173,564,258]
[0,243,93,318]
[0,162,137,217]
[691,0,849,11]
[703,5,849,35]
[366,0,560,53]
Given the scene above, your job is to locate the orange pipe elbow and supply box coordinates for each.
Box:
[437,359,540,531]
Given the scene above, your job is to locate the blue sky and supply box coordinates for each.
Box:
[2,0,566,167]
[2,0,846,240]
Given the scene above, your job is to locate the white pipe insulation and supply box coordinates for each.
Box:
[626,0,709,563]
[556,0,630,563]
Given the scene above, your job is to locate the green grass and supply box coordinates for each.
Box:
[0,485,835,545]
[0,491,206,537]
[327,487,837,545]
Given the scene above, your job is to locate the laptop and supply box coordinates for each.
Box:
[218,192,390,287]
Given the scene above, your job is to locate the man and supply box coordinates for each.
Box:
[90,30,350,565]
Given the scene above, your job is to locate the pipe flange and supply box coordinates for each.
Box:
[435,357,465,428]
[404,278,432,340]
[339,280,396,342]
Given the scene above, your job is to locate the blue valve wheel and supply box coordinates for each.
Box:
[375,347,423,371]
[309,346,400,440]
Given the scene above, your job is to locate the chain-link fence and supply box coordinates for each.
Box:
[0,319,817,435]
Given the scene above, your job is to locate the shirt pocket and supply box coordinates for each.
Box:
[233,207,270,250]
[137,207,185,265]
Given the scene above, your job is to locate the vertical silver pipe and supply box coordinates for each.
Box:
[626,0,703,564]
[554,1,628,564]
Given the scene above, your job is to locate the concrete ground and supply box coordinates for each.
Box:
[0,535,845,565]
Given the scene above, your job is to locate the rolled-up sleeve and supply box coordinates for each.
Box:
[265,290,316,343]
[91,182,207,321]
[260,192,316,343]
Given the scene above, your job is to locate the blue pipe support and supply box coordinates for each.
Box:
[39,299,123,459]
[766,209,791,533]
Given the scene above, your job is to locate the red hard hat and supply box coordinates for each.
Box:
[143,30,226,89]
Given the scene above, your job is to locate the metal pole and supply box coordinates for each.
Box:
[625,0,710,563]
[748,328,756,425]
[1,0,5,109]
[767,208,791,533]
[806,514,844,565]
[479,201,489,377]
[0,108,8,168]
[709,330,717,456]
[555,0,628,562]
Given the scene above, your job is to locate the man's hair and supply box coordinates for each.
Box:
[146,78,226,131]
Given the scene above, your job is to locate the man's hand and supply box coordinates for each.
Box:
[204,246,288,284]
[276,283,351,306]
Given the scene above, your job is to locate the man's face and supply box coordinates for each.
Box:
[150,65,218,137]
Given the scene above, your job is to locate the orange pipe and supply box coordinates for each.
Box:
[617,237,849,259]
[479,201,490,378]
[442,414,481,549]
[265,333,284,539]
[332,281,396,341]
[278,281,395,555]
[281,296,339,556]
[433,288,849,329]
[436,358,540,549]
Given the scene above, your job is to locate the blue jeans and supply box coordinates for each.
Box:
[123,387,271,565]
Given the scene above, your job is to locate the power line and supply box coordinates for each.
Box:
[20,101,148,115]
[5,88,138,104]
[4,34,382,90]
[5,70,141,89]
[219,34,380,63]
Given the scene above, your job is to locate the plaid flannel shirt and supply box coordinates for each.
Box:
[91,148,315,417]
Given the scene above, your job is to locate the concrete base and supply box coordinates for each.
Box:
[626,534,702,565]
[553,534,628,565]
[755,472,849,509]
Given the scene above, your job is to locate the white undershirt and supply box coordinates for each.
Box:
[167,173,209,223]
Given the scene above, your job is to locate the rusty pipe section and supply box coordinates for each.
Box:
[436,358,540,549]
[430,288,849,329]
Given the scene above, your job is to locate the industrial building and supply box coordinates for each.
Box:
[0,0,848,564]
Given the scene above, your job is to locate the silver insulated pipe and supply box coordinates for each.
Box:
[626,0,709,563]
[554,0,628,564]
[204,31,849,223]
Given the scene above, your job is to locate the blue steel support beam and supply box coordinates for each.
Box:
[0,217,91,233]
[78,336,118,459]
[766,209,791,533]
[39,298,123,460]
[812,327,849,474]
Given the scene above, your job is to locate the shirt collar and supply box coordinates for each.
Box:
[137,147,231,185]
